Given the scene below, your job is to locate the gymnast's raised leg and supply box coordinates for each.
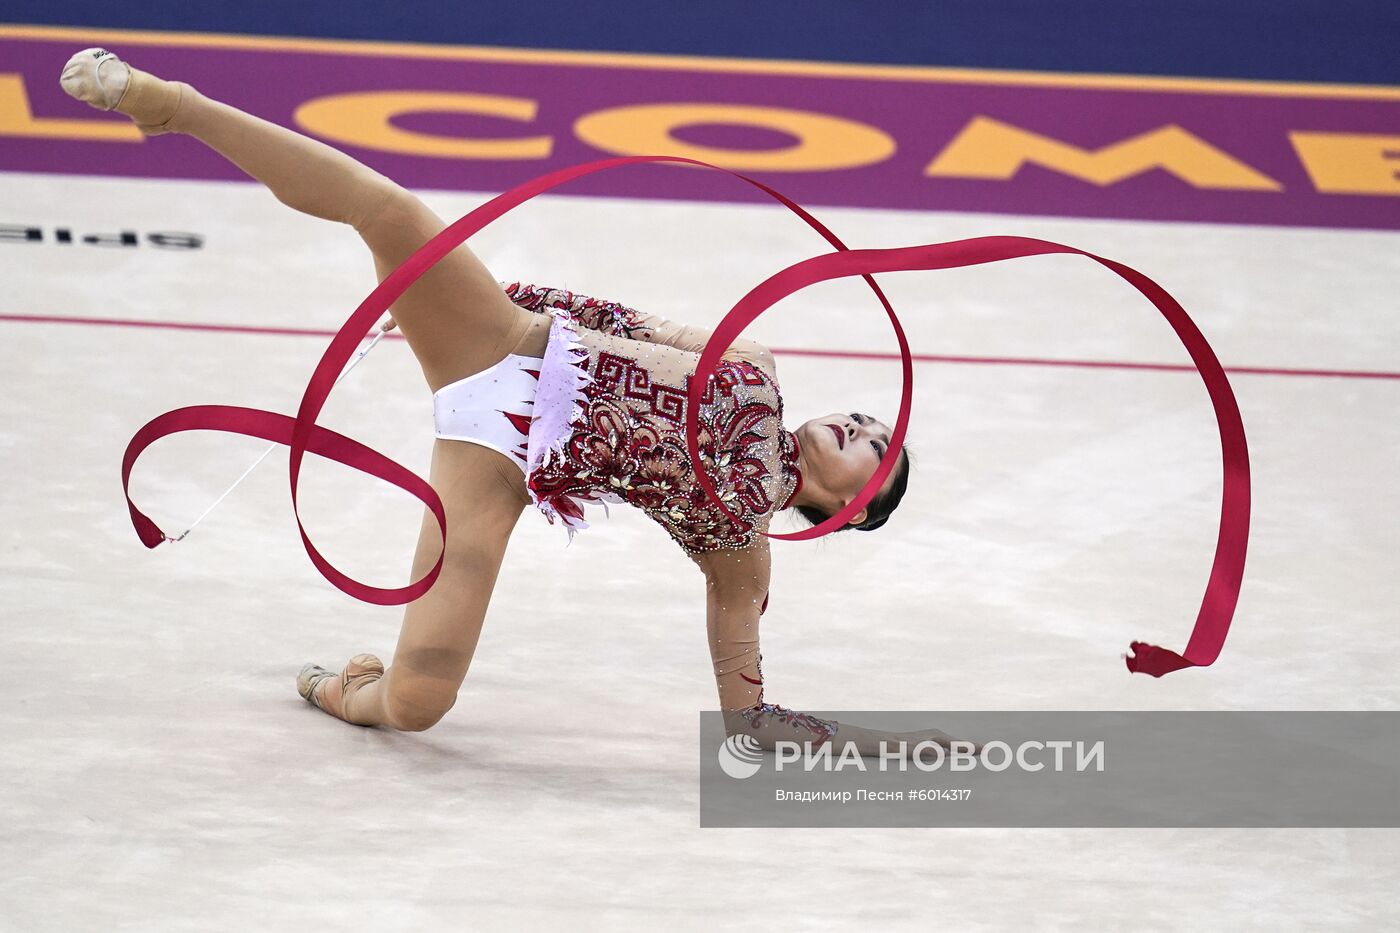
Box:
[61,49,545,731]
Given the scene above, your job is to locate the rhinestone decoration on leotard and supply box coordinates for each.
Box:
[739,703,839,746]
[504,282,802,554]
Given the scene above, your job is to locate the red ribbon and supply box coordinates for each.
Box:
[121,156,1248,675]
[687,237,1250,677]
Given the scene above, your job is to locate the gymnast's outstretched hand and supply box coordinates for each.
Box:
[824,721,984,759]
[893,726,984,757]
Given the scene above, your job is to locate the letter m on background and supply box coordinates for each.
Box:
[926,116,1281,191]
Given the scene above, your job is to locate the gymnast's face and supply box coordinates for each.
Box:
[795,412,896,523]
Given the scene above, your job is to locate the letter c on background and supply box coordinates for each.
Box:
[294,90,552,160]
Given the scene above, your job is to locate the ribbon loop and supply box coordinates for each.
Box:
[120,156,1248,674]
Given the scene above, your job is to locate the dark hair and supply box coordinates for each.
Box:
[794,444,914,534]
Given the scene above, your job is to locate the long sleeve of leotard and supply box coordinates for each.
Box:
[696,539,839,748]
[501,281,776,375]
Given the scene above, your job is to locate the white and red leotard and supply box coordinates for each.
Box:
[434,282,804,553]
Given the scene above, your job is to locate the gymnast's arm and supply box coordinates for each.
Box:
[501,281,777,377]
[693,541,818,745]
[691,541,952,756]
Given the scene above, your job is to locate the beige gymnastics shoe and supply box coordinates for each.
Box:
[297,653,386,720]
[60,48,131,110]
[59,47,185,135]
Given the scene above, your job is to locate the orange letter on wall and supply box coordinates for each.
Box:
[575,102,894,171]
[1290,131,1400,195]
[0,74,142,141]
[926,116,1281,191]
[294,90,551,160]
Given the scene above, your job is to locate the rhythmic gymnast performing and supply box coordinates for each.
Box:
[60,48,933,751]
[61,47,1249,751]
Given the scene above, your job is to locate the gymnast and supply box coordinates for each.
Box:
[61,48,964,754]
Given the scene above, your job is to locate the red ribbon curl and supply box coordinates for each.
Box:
[120,156,1248,675]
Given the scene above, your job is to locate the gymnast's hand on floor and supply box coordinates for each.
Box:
[892,727,984,757]
[835,724,983,759]
[794,720,982,759]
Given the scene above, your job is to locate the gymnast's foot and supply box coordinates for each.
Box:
[297,653,385,723]
[59,47,188,135]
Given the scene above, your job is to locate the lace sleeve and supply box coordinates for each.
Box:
[695,540,838,747]
[501,281,645,337]
[501,281,777,378]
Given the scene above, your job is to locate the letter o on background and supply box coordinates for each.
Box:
[574,102,895,171]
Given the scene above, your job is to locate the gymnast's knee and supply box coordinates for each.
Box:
[349,179,434,241]
[381,670,459,733]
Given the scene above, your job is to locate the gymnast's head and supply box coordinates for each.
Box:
[788,412,911,533]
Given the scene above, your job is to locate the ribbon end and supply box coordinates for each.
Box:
[130,509,167,550]
[1124,640,1194,678]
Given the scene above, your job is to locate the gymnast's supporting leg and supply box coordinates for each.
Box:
[59,49,542,390]
[305,440,530,731]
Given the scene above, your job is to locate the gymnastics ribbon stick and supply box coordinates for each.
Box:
[163,330,387,542]
[687,238,1250,677]
[121,155,902,606]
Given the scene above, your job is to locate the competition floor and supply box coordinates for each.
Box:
[4,170,1398,928]
[4,9,1400,928]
